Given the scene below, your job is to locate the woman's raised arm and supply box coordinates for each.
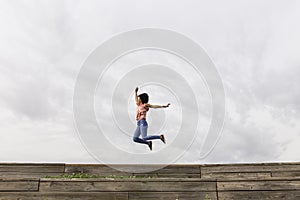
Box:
[135,87,139,105]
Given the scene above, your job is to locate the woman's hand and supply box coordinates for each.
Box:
[163,103,171,108]
[135,87,139,105]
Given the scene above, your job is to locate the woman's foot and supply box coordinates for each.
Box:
[160,134,166,144]
[147,141,152,151]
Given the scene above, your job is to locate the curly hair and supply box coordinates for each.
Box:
[138,93,149,104]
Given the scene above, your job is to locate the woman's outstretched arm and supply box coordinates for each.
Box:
[135,87,139,105]
[146,103,170,109]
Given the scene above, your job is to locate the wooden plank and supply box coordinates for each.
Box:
[201,172,271,179]
[65,164,200,175]
[201,163,300,174]
[149,165,200,174]
[272,171,300,178]
[0,192,128,200]
[65,164,132,176]
[0,163,65,173]
[0,172,64,179]
[218,191,300,200]
[0,180,39,191]
[214,177,300,182]
[217,180,300,191]
[201,162,300,167]
[133,173,200,178]
[39,179,216,192]
[129,192,217,200]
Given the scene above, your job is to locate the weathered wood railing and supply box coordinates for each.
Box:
[1,162,300,199]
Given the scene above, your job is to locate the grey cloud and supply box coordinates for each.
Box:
[0,0,299,163]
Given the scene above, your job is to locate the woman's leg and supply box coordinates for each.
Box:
[133,126,148,144]
[140,125,160,140]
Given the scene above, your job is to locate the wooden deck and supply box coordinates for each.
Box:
[1,162,300,199]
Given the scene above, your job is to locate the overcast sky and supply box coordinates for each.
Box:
[0,0,299,164]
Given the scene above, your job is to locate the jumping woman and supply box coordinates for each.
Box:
[133,87,170,150]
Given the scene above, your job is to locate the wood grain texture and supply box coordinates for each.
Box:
[218,191,300,200]
[0,192,128,200]
[146,165,200,174]
[129,192,217,200]
[39,179,216,192]
[65,164,200,175]
[272,171,300,178]
[0,163,65,173]
[201,172,271,179]
[65,164,132,176]
[0,172,64,179]
[1,162,300,199]
[201,163,300,174]
[133,173,201,178]
[217,180,300,191]
[0,180,39,191]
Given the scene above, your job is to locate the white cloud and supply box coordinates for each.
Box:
[0,0,299,164]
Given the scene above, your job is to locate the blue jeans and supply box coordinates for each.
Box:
[133,119,160,144]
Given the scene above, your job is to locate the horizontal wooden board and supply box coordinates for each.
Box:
[201,162,300,167]
[65,164,200,175]
[201,172,271,179]
[39,179,216,192]
[217,180,300,191]
[0,192,128,200]
[218,191,300,200]
[146,165,200,174]
[272,171,300,178]
[0,180,39,191]
[0,163,65,173]
[214,177,300,182]
[1,162,300,199]
[129,192,217,200]
[0,172,64,179]
[133,173,201,178]
[40,178,212,182]
[201,163,300,174]
[65,164,132,175]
